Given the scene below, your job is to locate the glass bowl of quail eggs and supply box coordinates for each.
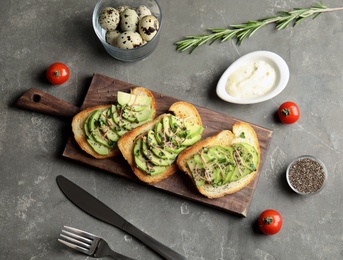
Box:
[92,0,162,62]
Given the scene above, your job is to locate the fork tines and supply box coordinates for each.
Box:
[58,226,99,256]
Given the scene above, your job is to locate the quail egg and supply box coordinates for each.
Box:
[139,15,159,41]
[136,5,152,18]
[117,5,130,14]
[98,7,120,31]
[115,31,143,49]
[106,29,121,46]
[120,8,139,32]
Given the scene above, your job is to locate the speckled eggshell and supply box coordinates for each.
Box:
[139,15,159,41]
[117,5,130,14]
[120,9,139,32]
[115,31,143,49]
[136,5,151,19]
[98,7,120,31]
[106,29,121,46]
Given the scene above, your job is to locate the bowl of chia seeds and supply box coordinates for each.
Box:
[286,155,327,195]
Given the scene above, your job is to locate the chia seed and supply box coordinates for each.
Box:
[287,157,326,194]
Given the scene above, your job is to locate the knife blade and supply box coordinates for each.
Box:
[56,175,187,260]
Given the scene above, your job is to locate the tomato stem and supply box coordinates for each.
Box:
[53,70,61,77]
[263,217,274,225]
[281,108,291,116]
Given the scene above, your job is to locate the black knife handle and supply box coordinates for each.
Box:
[122,221,187,260]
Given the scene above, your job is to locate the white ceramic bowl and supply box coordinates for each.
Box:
[216,51,289,104]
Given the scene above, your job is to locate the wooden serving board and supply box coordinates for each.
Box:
[62,73,273,217]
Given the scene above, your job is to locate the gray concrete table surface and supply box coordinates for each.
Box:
[1,0,343,259]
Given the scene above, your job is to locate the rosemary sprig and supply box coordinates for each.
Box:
[175,2,343,53]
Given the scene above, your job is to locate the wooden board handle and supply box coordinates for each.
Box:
[15,88,80,117]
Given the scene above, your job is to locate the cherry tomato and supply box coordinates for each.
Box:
[46,62,70,85]
[258,209,283,235]
[278,101,300,124]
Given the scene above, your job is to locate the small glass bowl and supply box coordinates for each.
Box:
[92,0,162,62]
[286,155,327,195]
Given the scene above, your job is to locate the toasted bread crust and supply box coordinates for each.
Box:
[169,101,202,126]
[71,87,156,159]
[177,121,260,198]
[118,102,203,184]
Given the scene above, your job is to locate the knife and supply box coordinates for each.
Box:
[56,175,187,260]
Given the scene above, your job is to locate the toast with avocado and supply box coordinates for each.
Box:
[71,87,156,159]
[177,121,260,199]
[118,101,204,184]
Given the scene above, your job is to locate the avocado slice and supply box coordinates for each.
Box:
[146,130,177,160]
[134,138,166,176]
[229,144,256,181]
[141,137,175,166]
[212,167,224,186]
[205,146,236,185]
[84,115,91,137]
[185,121,204,138]
[233,143,257,171]
[162,115,173,137]
[117,91,152,108]
[91,128,115,148]
[121,109,137,122]
[240,143,259,166]
[193,154,204,167]
[117,91,133,106]
[106,128,120,142]
[181,134,202,146]
[112,111,133,131]
[213,146,238,184]
[86,138,109,155]
[120,106,154,124]
[164,144,186,154]
[154,122,164,144]
[187,150,225,186]
[146,130,159,147]
[132,104,148,112]
[88,110,101,132]
[200,150,225,185]
[169,115,185,131]
[187,158,205,187]
[208,147,229,163]
[135,109,154,123]
[115,127,128,137]
[110,104,117,114]
[165,115,203,147]
[192,154,208,185]
[83,109,117,154]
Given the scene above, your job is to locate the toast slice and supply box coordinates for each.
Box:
[177,121,260,198]
[71,87,156,159]
[118,101,203,184]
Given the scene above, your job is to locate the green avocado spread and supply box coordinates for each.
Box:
[186,143,258,187]
[134,115,204,176]
[84,91,154,155]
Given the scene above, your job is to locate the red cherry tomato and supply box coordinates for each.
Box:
[258,209,283,235]
[46,62,70,85]
[278,101,300,124]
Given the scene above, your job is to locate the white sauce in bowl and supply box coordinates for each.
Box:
[216,51,289,104]
[225,60,276,98]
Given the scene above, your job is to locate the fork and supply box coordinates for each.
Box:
[58,226,135,259]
